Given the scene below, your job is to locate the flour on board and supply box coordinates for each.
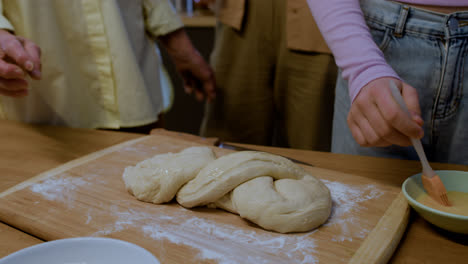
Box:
[323,180,384,242]
[93,206,319,264]
[30,174,91,204]
[29,173,386,263]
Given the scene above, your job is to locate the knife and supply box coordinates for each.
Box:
[217,142,314,167]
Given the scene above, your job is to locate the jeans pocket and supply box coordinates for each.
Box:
[369,26,392,52]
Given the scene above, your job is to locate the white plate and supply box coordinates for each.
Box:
[0,237,160,264]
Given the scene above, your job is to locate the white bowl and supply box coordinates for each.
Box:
[0,237,159,264]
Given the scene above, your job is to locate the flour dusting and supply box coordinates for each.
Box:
[29,172,387,263]
[323,180,384,242]
[30,174,93,205]
[93,206,318,264]
[86,208,93,224]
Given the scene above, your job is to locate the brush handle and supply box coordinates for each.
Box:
[389,81,435,178]
[410,137,435,178]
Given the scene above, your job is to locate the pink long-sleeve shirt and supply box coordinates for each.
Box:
[306,0,468,102]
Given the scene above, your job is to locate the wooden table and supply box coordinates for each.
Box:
[0,120,140,257]
[0,120,466,263]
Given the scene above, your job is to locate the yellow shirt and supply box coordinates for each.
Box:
[0,0,183,128]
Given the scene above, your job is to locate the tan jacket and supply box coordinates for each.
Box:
[217,0,330,54]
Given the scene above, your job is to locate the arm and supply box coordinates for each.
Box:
[307,0,397,101]
[158,28,215,102]
[307,0,423,147]
[0,2,41,97]
[143,0,215,102]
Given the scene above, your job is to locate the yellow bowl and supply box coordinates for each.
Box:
[402,170,468,234]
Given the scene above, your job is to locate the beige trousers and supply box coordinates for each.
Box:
[200,0,337,151]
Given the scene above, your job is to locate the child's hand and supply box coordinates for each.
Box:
[347,77,424,147]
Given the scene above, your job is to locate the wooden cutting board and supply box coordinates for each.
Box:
[0,135,409,264]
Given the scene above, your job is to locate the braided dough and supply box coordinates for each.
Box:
[122,147,216,204]
[123,147,332,233]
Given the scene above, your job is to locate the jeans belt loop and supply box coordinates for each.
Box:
[394,5,410,37]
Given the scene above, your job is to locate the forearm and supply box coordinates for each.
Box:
[158,28,195,58]
[306,0,399,101]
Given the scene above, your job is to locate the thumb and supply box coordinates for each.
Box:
[411,112,424,127]
[401,83,421,117]
[402,83,424,137]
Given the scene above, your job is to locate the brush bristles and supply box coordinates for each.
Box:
[421,174,451,206]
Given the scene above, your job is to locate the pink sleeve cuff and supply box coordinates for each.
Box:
[348,66,400,101]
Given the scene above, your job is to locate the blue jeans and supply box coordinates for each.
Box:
[332,0,468,165]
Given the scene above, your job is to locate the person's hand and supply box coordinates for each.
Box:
[159,29,215,102]
[0,29,41,97]
[347,77,424,147]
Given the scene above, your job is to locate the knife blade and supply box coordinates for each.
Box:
[217,142,314,167]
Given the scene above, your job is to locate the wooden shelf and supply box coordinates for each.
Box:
[181,13,216,27]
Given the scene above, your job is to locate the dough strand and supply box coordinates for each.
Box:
[123,147,332,233]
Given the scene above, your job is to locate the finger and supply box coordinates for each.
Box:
[0,78,29,91]
[347,113,369,147]
[373,83,423,139]
[190,77,206,101]
[348,100,370,146]
[401,83,423,137]
[349,105,392,147]
[194,89,204,102]
[183,75,194,95]
[356,117,392,147]
[401,83,421,116]
[0,88,28,97]
[0,59,26,79]
[0,78,29,97]
[1,36,34,72]
[201,73,216,101]
[184,85,193,94]
[411,113,424,127]
[19,37,42,79]
[360,100,412,146]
